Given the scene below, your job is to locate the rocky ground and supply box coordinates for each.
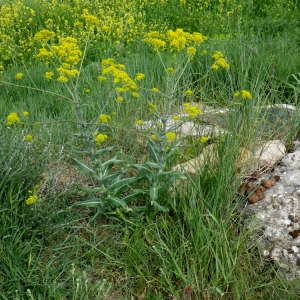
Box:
[243,141,300,279]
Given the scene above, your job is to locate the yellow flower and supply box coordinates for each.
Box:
[212,51,224,60]
[15,73,24,80]
[57,76,68,83]
[185,89,193,96]
[172,115,180,121]
[187,46,196,56]
[98,76,107,82]
[85,89,91,93]
[6,112,20,125]
[134,73,145,81]
[211,51,230,70]
[26,195,38,205]
[25,134,33,142]
[45,72,54,81]
[98,114,111,123]
[233,91,240,97]
[211,64,219,70]
[35,48,54,60]
[94,133,108,145]
[136,120,143,125]
[241,90,252,100]
[166,67,174,74]
[116,96,124,103]
[151,134,156,139]
[84,14,100,26]
[22,111,29,116]
[200,136,209,143]
[184,104,202,119]
[149,103,157,111]
[131,92,140,98]
[157,122,163,127]
[34,30,55,42]
[151,87,159,92]
[202,50,208,55]
[165,132,176,141]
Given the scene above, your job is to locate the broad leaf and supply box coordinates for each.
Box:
[98,173,121,186]
[150,187,158,201]
[94,146,115,157]
[121,189,146,203]
[72,198,102,208]
[76,184,105,194]
[145,161,164,169]
[108,196,127,208]
[101,156,123,168]
[147,139,161,163]
[71,148,90,155]
[107,177,140,196]
[151,200,169,212]
[71,158,100,180]
[101,156,123,176]
[130,164,155,178]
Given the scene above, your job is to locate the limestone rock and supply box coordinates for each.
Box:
[244,141,300,279]
[172,144,251,175]
[254,140,286,168]
[171,144,217,174]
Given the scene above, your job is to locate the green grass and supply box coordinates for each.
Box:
[1,0,300,299]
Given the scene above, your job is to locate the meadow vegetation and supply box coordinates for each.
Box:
[1,0,300,299]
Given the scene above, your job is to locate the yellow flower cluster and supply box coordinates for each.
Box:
[165,132,176,141]
[56,66,80,78]
[25,134,34,142]
[166,67,174,74]
[35,48,54,60]
[15,73,24,80]
[98,114,111,123]
[183,103,202,119]
[149,103,157,111]
[101,58,141,97]
[94,133,108,145]
[83,14,100,27]
[234,90,252,100]
[116,96,124,103]
[136,120,143,125]
[0,0,147,62]
[200,136,209,143]
[6,112,20,125]
[211,51,230,70]
[26,195,38,205]
[185,89,193,96]
[52,37,82,81]
[143,31,166,51]
[134,73,145,81]
[34,29,55,42]
[144,29,207,53]
[45,72,54,81]
[187,46,196,58]
[26,186,41,205]
[34,32,82,82]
